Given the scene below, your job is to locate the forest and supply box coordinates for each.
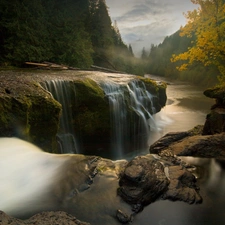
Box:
[0,0,143,75]
[144,0,225,86]
[0,0,225,86]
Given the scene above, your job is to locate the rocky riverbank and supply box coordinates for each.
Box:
[0,69,167,155]
[150,85,225,159]
[0,138,201,225]
[1,74,225,224]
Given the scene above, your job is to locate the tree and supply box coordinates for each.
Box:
[171,0,225,81]
[141,47,148,59]
[128,44,134,57]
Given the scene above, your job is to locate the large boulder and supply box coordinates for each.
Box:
[0,72,61,152]
[203,85,225,135]
[0,70,167,155]
[118,154,202,216]
[0,138,202,224]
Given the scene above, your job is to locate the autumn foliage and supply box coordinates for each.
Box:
[171,0,225,82]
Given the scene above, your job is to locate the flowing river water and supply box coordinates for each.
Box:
[135,75,225,225]
[146,74,214,148]
[1,72,225,224]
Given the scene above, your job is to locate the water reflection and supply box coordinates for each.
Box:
[135,157,225,225]
[145,75,214,147]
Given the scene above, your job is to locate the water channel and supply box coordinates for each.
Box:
[134,75,225,225]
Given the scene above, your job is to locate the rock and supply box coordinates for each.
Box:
[0,211,90,225]
[150,130,225,158]
[0,73,61,153]
[118,155,169,208]
[162,166,202,204]
[118,154,201,211]
[150,125,204,154]
[150,131,190,153]
[171,133,225,158]
[204,85,225,105]
[203,108,225,134]
[203,85,225,135]
[0,70,167,155]
[116,209,131,224]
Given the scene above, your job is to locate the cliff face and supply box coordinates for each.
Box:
[0,71,61,152]
[0,70,167,154]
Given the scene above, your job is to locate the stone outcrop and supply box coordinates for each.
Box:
[0,138,201,225]
[0,211,90,225]
[203,85,225,134]
[0,70,167,155]
[150,85,225,159]
[150,131,225,158]
[0,72,61,152]
[118,154,202,217]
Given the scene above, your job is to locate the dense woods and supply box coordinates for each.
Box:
[1,0,225,85]
[145,0,225,86]
[0,0,143,74]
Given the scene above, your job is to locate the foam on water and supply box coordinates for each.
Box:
[0,137,67,216]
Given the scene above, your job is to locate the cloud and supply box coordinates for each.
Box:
[106,0,198,55]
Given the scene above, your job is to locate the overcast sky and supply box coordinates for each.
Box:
[105,0,198,55]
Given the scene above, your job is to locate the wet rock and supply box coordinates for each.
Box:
[150,131,189,153]
[203,108,225,135]
[170,133,225,158]
[0,211,90,225]
[162,166,202,204]
[118,154,202,212]
[116,209,131,224]
[150,126,204,154]
[204,85,225,104]
[0,70,167,156]
[118,155,169,207]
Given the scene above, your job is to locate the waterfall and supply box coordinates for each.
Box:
[101,80,157,157]
[100,82,127,158]
[42,80,80,154]
[42,78,157,158]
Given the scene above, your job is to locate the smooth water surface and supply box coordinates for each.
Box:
[146,75,214,147]
[135,157,225,225]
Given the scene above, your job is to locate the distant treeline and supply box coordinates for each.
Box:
[0,0,144,75]
[141,30,219,86]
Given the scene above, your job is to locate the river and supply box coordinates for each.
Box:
[133,75,225,225]
[146,74,214,147]
[135,157,225,225]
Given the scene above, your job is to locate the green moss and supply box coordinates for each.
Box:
[72,78,110,139]
[0,76,62,153]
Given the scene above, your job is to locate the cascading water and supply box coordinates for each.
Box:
[100,82,127,158]
[42,80,80,154]
[100,80,157,157]
[127,80,157,149]
[42,78,158,158]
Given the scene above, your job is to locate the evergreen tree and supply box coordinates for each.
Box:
[141,47,148,59]
[128,44,134,57]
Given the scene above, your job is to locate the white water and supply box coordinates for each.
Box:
[42,78,158,158]
[100,80,157,158]
[42,80,80,154]
[0,137,67,216]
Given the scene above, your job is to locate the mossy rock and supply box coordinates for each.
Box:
[204,85,225,103]
[0,74,61,153]
[71,78,111,152]
[135,77,167,112]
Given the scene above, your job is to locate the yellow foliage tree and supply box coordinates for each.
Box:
[171,0,225,82]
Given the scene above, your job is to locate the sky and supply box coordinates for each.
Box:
[105,0,198,55]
